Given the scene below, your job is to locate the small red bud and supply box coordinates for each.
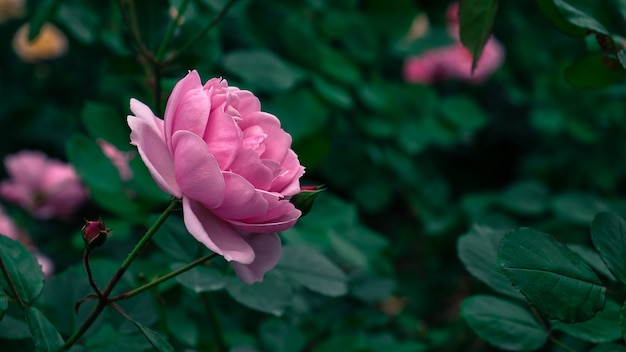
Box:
[82,218,111,249]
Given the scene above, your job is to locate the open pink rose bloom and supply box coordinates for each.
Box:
[0,151,88,219]
[128,70,305,283]
[403,2,504,84]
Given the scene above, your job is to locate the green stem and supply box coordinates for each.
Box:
[0,256,25,309]
[154,0,191,62]
[167,0,239,62]
[63,302,106,350]
[110,253,218,301]
[63,200,179,350]
[83,248,102,298]
[111,200,179,283]
[202,292,227,351]
[116,0,153,62]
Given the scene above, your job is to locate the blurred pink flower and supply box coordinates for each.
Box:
[128,70,304,284]
[34,252,54,278]
[0,206,54,277]
[97,139,134,181]
[403,2,504,84]
[0,205,20,240]
[0,151,88,219]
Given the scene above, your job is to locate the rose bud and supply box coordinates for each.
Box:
[82,218,111,249]
[289,185,326,217]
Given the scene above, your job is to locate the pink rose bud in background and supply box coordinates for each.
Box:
[97,139,134,181]
[0,151,88,219]
[403,1,504,84]
[128,70,305,284]
[0,206,54,277]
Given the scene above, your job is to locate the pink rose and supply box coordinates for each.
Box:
[128,70,304,284]
[403,2,504,84]
[0,151,88,219]
[97,139,134,181]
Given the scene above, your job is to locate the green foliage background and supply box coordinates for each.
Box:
[2,0,626,351]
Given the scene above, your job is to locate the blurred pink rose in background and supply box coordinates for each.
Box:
[128,70,304,284]
[97,139,134,181]
[0,205,20,240]
[403,2,504,84]
[0,151,88,219]
[0,206,54,277]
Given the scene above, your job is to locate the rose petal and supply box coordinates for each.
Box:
[172,131,225,209]
[229,193,301,233]
[164,70,209,150]
[212,172,268,220]
[232,89,261,116]
[269,150,304,196]
[203,106,241,170]
[183,197,255,264]
[229,148,273,190]
[128,99,181,197]
[230,232,281,284]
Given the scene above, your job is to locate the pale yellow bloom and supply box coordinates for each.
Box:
[12,23,68,62]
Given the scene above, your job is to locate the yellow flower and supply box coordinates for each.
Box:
[0,0,25,23]
[12,23,68,62]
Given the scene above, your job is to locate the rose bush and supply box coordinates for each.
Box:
[128,70,304,283]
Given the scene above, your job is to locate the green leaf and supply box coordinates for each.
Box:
[567,244,617,281]
[225,275,292,316]
[274,245,347,297]
[25,306,64,352]
[0,236,44,304]
[222,49,303,92]
[66,134,123,193]
[0,292,7,320]
[499,180,549,216]
[349,276,396,303]
[591,212,626,285]
[130,319,174,352]
[590,343,626,352]
[174,264,226,293]
[311,75,353,109]
[458,226,523,299]
[80,102,131,149]
[461,295,548,351]
[0,314,31,339]
[497,228,606,323]
[458,0,499,70]
[28,0,60,41]
[165,306,198,346]
[553,299,621,343]
[151,215,201,262]
[551,0,608,35]
[439,96,488,132]
[618,50,626,70]
[552,192,610,225]
[56,2,98,44]
[564,53,624,89]
[259,319,305,352]
[317,46,362,85]
[536,0,587,37]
